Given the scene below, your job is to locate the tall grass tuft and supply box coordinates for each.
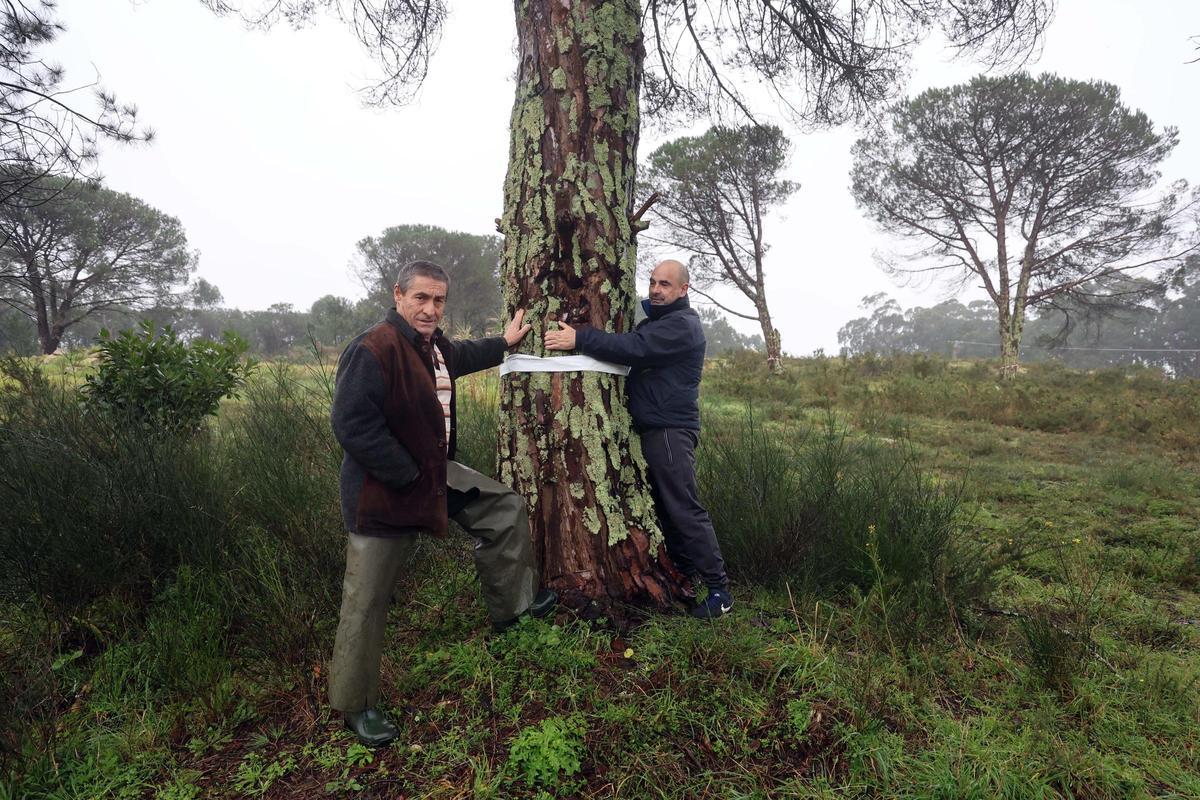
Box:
[1017,608,1089,696]
[454,373,499,478]
[88,566,233,708]
[1016,549,1104,696]
[219,360,346,678]
[698,407,997,635]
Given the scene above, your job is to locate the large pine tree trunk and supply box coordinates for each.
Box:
[496,0,684,615]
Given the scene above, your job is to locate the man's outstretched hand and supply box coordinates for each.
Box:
[543,321,577,351]
[503,309,533,347]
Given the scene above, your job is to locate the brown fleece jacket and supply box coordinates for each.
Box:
[330,309,507,537]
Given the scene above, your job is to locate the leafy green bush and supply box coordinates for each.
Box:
[82,322,253,433]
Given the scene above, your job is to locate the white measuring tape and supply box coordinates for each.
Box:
[499,353,631,377]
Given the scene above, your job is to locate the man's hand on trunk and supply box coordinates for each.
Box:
[503,309,532,347]
[543,321,577,351]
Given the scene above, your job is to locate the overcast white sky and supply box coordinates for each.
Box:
[53,0,1200,353]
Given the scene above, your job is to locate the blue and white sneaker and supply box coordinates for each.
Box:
[689,588,734,620]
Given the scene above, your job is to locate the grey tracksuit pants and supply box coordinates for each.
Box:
[328,461,538,713]
[639,427,728,591]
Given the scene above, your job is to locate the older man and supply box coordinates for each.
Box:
[329,259,556,746]
[544,259,731,619]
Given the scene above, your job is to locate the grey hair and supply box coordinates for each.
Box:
[394,260,451,293]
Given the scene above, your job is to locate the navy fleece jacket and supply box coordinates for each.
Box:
[573,296,705,431]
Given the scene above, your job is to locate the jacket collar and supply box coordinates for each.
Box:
[642,294,691,321]
[385,308,443,349]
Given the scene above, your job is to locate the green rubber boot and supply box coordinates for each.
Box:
[343,708,399,747]
[493,588,558,633]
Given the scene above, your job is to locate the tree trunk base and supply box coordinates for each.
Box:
[537,526,691,619]
[553,543,693,631]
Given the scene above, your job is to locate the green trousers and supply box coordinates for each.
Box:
[328,461,539,713]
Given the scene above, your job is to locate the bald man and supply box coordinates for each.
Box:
[545,259,732,619]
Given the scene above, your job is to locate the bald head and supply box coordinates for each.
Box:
[648,259,690,306]
[656,259,689,284]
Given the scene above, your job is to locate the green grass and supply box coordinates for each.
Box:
[3,353,1199,798]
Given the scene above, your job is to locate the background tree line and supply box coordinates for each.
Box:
[0,287,762,359]
[0,181,764,358]
[839,270,1200,377]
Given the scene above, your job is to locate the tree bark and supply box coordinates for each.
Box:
[497,0,685,615]
[35,311,57,355]
[997,305,1024,378]
[29,278,58,355]
[757,299,782,372]
[996,253,1033,378]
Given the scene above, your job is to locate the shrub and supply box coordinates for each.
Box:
[695,405,803,581]
[910,353,946,378]
[221,362,342,558]
[219,362,345,674]
[0,363,228,618]
[81,322,254,433]
[0,360,232,757]
[698,408,999,635]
